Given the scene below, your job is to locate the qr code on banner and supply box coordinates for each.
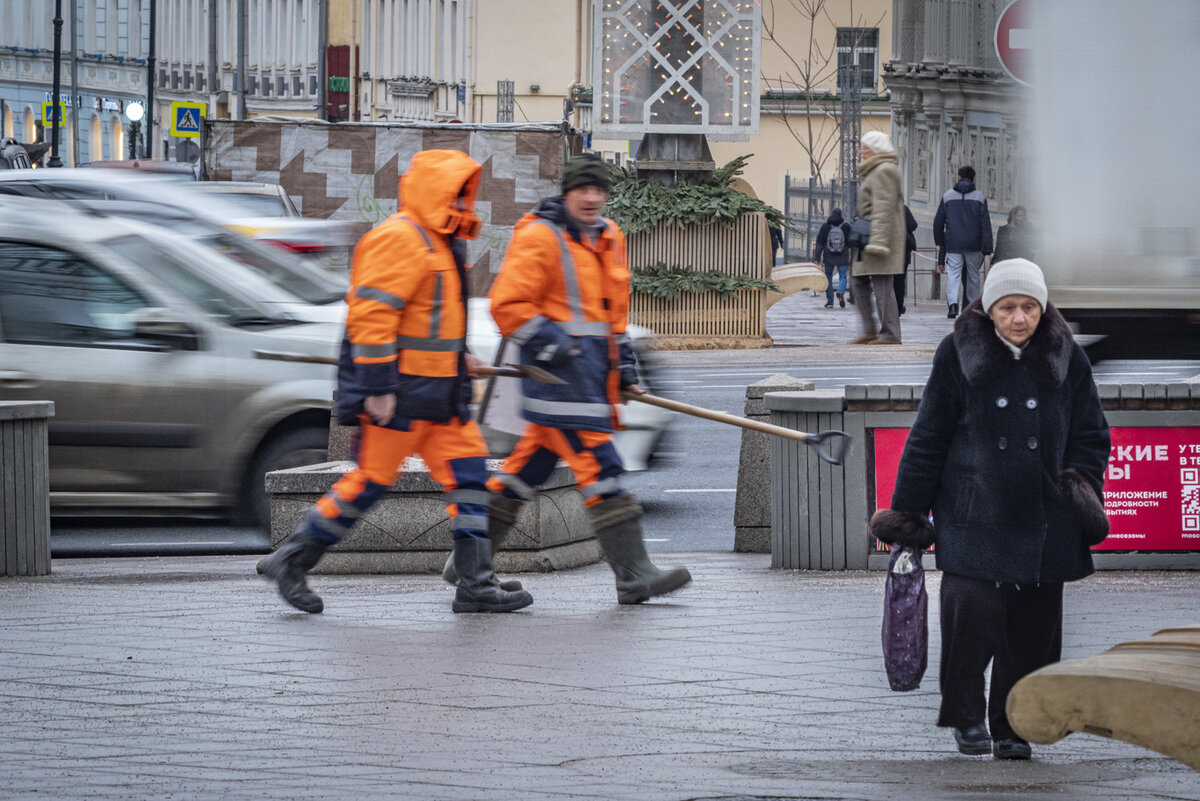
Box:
[1184,482,1200,532]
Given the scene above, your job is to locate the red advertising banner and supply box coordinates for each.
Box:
[873,426,1200,551]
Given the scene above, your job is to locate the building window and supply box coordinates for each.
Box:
[837,28,879,95]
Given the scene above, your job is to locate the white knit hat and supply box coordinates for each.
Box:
[861,130,894,155]
[982,258,1048,313]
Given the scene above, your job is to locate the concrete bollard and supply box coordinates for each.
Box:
[733,375,814,553]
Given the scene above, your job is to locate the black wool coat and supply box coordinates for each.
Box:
[889,301,1111,584]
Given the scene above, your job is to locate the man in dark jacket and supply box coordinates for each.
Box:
[813,207,851,308]
[484,155,692,606]
[871,258,1110,761]
[933,165,993,319]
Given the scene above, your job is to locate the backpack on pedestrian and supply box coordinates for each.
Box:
[825,224,846,256]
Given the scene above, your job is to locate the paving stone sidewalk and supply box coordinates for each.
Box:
[766,286,953,351]
[1,552,1197,800]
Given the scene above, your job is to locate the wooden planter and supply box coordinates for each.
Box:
[628,212,772,349]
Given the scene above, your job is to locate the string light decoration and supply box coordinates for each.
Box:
[593,0,760,139]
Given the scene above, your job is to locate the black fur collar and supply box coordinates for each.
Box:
[952,299,1075,387]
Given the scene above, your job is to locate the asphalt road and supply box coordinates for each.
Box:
[50,354,1200,557]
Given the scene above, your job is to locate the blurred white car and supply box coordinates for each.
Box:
[467,298,673,471]
[192,181,301,218]
[0,202,338,527]
[0,169,354,268]
[47,198,348,324]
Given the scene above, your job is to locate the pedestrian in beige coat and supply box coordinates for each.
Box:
[851,130,906,344]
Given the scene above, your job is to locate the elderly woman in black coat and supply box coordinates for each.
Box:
[871,258,1111,761]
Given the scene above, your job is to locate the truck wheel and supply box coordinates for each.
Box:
[239,427,329,529]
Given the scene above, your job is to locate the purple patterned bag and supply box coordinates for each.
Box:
[881,546,928,692]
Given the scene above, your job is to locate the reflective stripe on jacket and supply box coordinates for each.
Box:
[335,149,482,426]
[489,198,635,432]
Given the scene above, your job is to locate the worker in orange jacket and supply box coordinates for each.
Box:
[259,149,532,615]
[444,155,691,604]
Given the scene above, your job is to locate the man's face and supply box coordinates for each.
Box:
[564,185,608,225]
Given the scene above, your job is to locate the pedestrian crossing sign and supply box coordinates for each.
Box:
[170,101,206,138]
[41,102,67,127]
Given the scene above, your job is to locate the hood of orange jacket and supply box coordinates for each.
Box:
[399,149,483,239]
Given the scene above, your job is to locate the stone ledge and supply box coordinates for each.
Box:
[268,460,597,575]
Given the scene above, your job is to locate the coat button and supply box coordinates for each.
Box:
[1026,398,1038,409]
[998,437,1008,450]
[996,397,1008,408]
[1028,437,1038,449]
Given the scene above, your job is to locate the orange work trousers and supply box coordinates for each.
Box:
[302,417,490,543]
[487,423,624,507]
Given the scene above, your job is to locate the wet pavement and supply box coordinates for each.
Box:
[766,284,954,352]
[0,552,1197,800]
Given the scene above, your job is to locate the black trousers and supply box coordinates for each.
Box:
[937,573,1063,740]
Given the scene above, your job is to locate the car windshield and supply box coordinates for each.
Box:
[102,234,298,327]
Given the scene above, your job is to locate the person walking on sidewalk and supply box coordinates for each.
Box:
[476,155,692,605]
[850,130,905,345]
[814,207,851,309]
[258,149,533,616]
[934,165,993,319]
[871,258,1111,760]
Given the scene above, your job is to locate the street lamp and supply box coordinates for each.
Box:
[47,0,64,167]
[125,101,144,159]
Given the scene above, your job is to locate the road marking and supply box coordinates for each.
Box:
[109,541,236,547]
[663,488,737,493]
[642,538,670,542]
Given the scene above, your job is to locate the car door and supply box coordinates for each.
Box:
[0,239,227,503]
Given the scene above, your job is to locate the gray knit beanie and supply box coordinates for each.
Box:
[982,258,1048,313]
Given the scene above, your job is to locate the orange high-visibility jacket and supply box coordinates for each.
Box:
[489,196,637,432]
[335,149,483,426]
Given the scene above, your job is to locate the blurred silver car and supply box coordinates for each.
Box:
[0,204,338,526]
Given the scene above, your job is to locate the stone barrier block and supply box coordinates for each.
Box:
[268,459,597,574]
[735,375,814,553]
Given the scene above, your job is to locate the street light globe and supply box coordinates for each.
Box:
[126,101,144,122]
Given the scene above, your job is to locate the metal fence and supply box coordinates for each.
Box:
[782,175,845,263]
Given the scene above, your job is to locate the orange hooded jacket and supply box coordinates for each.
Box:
[335,149,483,426]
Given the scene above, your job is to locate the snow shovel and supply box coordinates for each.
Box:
[623,391,853,466]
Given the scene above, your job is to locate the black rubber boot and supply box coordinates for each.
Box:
[442,494,524,591]
[589,494,691,605]
[451,537,534,613]
[256,528,330,613]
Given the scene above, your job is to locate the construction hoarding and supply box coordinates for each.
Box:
[204,119,575,293]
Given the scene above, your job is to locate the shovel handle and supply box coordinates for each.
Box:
[624,391,853,465]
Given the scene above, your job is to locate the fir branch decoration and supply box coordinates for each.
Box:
[604,155,791,234]
[631,263,781,299]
